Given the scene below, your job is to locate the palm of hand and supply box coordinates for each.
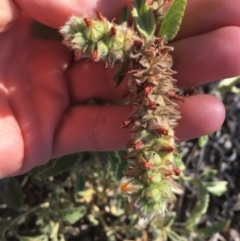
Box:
[0,16,70,176]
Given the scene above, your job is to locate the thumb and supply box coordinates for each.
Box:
[15,0,132,29]
[0,0,20,32]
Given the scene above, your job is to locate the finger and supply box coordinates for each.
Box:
[176,0,240,39]
[52,94,225,157]
[172,26,240,88]
[0,0,20,32]
[15,0,132,28]
[67,26,240,103]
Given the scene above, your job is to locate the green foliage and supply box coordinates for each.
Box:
[60,206,87,224]
[119,6,130,24]
[217,76,240,94]
[132,0,156,39]
[97,151,128,180]
[202,181,228,196]
[199,220,230,237]
[29,153,81,184]
[159,0,187,40]
[186,182,210,231]
[198,135,209,148]
[17,234,48,241]
[0,177,23,209]
[0,150,230,240]
[168,230,188,241]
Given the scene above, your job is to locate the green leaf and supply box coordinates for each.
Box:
[98,151,128,180]
[217,76,240,93]
[0,177,24,209]
[110,151,128,180]
[174,146,185,171]
[200,169,217,181]
[132,0,155,39]
[119,6,130,24]
[203,181,228,196]
[31,21,61,40]
[168,230,188,241]
[162,212,176,227]
[75,173,85,192]
[98,152,111,178]
[198,135,209,148]
[60,206,87,224]
[29,153,81,181]
[159,0,187,40]
[186,183,210,231]
[199,220,230,237]
[17,234,48,241]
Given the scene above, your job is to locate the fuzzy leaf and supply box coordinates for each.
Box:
[60,206,87,224]
[31,21,61,40]
[200,169,217,181]
[98,151,127,180]
[168,230,188,241]
[174,146,185,171]
[98,152,111,178]
[29,153,80,181]
[119,6,130,24]
[110,151,128,180]
[132,0,155,39]
[186,183,210,231]
[75,174,85,192]
[199,220,230,237]
[217,76,240,93]
[159,0,187,40]
[163,212,176,227]
[198,135,209,148]
[17,235,48,241]
[203,181,228,196]
[0,177,24,209]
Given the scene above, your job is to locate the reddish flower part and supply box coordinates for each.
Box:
[144,162,154,169]
[144,83,154,96]
[110,26,117,36]
[167,91,185,102]
[126,139,134,148]
[156,127,168,136]
[148,101,158,110]
[158,144,174,152]
[134,40,143,49]
[122,89,131,98]
[134,141,144,150]
[92,48,98,61]
[96,10,104,21]
[173,166,181,176]
[83,17,92,27]
[121,116,137,128]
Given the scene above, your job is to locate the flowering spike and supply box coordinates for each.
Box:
[60,3,185,219]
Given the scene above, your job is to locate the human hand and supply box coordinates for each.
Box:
[0,0,238,178]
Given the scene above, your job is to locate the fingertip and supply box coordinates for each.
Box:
[176,94,226,142]
[0,0,20,32]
